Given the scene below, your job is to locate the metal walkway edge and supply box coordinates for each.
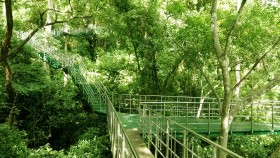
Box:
[125,129,154,158]
[21,31,244,158]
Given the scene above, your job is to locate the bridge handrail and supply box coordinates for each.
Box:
[106,96,140,158]
[20,31,140,157]
[139,104,243,158]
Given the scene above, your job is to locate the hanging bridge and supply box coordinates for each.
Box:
[19,31,280,158]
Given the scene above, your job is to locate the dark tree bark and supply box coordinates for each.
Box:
[1,0,67,127]
[1,0,14,127]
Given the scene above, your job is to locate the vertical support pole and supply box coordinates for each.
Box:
[208,102,211,134]
[272,103,274,132]
[121,134,125,157]
[148,109,151,149]
[177,97,179,120]
[164,103,166,116]
[119,95,121,112]
[186,102,189,127]
[182,130,188,158]
[155,122,159,158]
[251,103,253,133]
[129,94,132,114]
[165,120,170,157]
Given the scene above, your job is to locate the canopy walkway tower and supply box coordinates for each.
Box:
[20,31,280,158]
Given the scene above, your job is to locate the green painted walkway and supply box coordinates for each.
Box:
[117,112,280,135]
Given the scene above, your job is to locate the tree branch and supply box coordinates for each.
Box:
[199,67,222,109]
[8,20,68,57]
[69,0,73,12]
[43,8,72,14]
[162,55,184,89]
[232,36,280,90]
[211,0,232,103]
[45,20,68,26]
[211,0,223,58]
[224,0,247,54]
[230,73,280,119]
[8,26,42,57]
[172,37,222,108]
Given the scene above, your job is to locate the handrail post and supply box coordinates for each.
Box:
[186,102,189,127]
[155,122,159,158]
[165,120,170,157]
[148,108,152,149]
[251,103,253,133]
[183,129,188,158]
[272,103,274,132]
[121,134,125,157]
[130,94,132,114]
[208,102,210,134]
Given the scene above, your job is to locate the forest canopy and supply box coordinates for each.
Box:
[0,0,280,157]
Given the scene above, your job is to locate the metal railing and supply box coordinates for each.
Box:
[111,94,243,157]
[112,94,280,134]
[20,31,279,158]
[233,100,280,133]
[21,32,139,158]
[139,105,243,158]
[106,96,140,158]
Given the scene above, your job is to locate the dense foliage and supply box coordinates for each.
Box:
[0,38,110,157]
[1,0,280,157]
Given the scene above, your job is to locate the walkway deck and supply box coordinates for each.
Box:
[117,112,280,135]
[125,128,154,158]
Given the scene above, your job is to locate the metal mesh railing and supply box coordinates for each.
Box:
[19,31,139,157]
[112,94,280,134]
[138,105,243,158]
[112,94,244,157]
[17,31,278,158]
[106,97,140,158]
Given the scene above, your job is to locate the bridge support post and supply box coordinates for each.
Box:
[251,103,253,133]
[148,109,152,149]
[155,121,159,158]
[121,133,126,157]
[165,120,170,157]
[272,103,274,132]
[208,103,211,134]
[183,129,188,158]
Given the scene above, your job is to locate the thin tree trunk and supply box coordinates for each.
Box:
[211,1,232,157]
[1,60,14,127]
[1,0,14,127]
[151,51,158,94]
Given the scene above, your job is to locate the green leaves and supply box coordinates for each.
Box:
[0,124,29,158]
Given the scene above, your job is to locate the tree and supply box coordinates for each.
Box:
[0,0,66,127]
[210,0,280,157]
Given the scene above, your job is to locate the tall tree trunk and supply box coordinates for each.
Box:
[211,0,232,157]
[1,0,14,127]
[1,61,14,127]
[151,51,159,94]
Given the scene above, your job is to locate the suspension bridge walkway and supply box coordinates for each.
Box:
[19,31,280,158]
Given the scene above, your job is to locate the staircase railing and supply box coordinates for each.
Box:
[21,31,139,157]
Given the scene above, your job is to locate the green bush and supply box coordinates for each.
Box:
[0,124,29,158]
[228,135,280,158]
[28,144,65,158]
[67,127,111,158]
